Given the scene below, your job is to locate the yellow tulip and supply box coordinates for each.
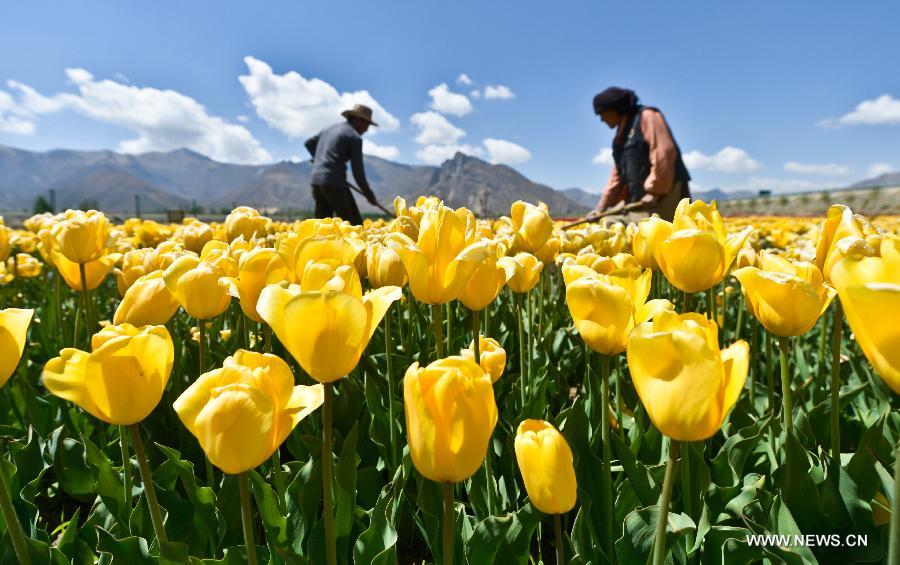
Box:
[163,254,236,320]
[51,247,120,291]
[50,209,111,264]
[366,242,408,288]
[224,206,271,242]
[8,253,42,278]
[460,335,506,382]
[174,349,323,474]
[499,252,543,294]
[627,311,749,441]
[829,235,900,392]
[114,271,180,326]
[733,252,835,337]
[734,246,758,270]
[566,268,673,355]
[0,308,33,387]
[653,199,752,293]
[0,223,8,262]
[42,324,174,425]
[257,283,401,383]
[534,236,561,265]
[510,201,552,253]
[180,221,214,254]
[815,204,882,283]
[631,217,672,270]
[459,245,508,311]
[403,356,497,483]
[386,204,492,304]
[220,248,286,322]
[514,419,577,514]
[294,236,364,281]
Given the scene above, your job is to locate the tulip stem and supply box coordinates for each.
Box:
[830,302,843,464]
[765,330,776,453]
[599,354,614,560]
[614,356,624,437]
[778,336,794,440]
[748,317,756,408]
[53,269,64,345]
[264,323,272,354]
[554,513,564,565]
[483,438,497,515]
[198,318,215,488]
[322,383,337,565]
[129,424,168,543]
[119,425,131,512]
[78,262,92,345]
[735,292,744,341]
[682,291,691,313]
[432,304,444,358]
[0,441,32,565]
[707,287,715,323]
[888,440,900,565]
[442,481,455,565]
[384,314,397,470]
[653,440,680,565]
[238,472,259,565]
[538,273,546,345]
[472,310,481,363]
[516,293,527,408]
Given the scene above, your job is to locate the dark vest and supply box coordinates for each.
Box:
[612,106,691,202]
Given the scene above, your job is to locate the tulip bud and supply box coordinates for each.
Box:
[499,252,543,294]
[460,336,506,382]
[174,350,324,474]
[50,209,111,264]
[163,255,236,320]
[458,248,508,311]
[224,206,271,242]
[514,419,577,514]
[366,242,407,288]
[220,247,286,322]
[0,308,33,387]
[114,271,180,326]
[404,356,497,483]
[510,201,553,253]
[42,324,174,425]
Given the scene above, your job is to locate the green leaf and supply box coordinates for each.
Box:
[465,504,544,565]
[353,484,398,565]
[614,507,694,564]
[248,468,289,546]
[95,527,153,564]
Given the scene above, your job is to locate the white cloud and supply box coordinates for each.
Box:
[415,143,483,165]
[456,73,472,86]
[822,94,900,127]
[238,56,399,138]
[363,139,400,160]
[236,114,249,123]
[867,162,894,178]
[0,90,35,134]
[783,161,849,176]
[470,90,481,99]
[682,146,761,173]
[410,111,465,145]
[483,138,531,165]
[593,147,613,165]
[484,85,515,100]
[427,83,472,116]
[7,69,271,164]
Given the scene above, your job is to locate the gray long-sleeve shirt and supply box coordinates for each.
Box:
[305,121,373,195]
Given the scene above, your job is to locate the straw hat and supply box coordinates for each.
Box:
[341,104,379,126]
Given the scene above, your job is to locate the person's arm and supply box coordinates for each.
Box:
[349,137,377,203]
[596,166,627,212]
[640,110,677,197]
[304,134,320,159]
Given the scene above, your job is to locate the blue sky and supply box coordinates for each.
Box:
[1,1,899,195]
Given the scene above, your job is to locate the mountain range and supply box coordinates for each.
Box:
[0,144,894,217]
[0,144,589,216]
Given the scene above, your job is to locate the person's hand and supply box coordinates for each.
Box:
[640,193,659,206]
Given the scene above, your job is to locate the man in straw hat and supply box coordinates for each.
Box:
[305,104,382,224]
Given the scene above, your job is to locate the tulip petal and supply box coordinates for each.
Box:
[657,229,725,293]
[0,308,33,386]
[719,340,749,417]
[363,286,403,341]
[635,299,674,324]
[42,349,108,422]
[840,283,900,392]
[566,277,633,355]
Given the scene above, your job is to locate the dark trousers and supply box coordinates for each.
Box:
[311,184,363,225]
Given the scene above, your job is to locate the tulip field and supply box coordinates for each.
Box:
[0,198,899,564]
